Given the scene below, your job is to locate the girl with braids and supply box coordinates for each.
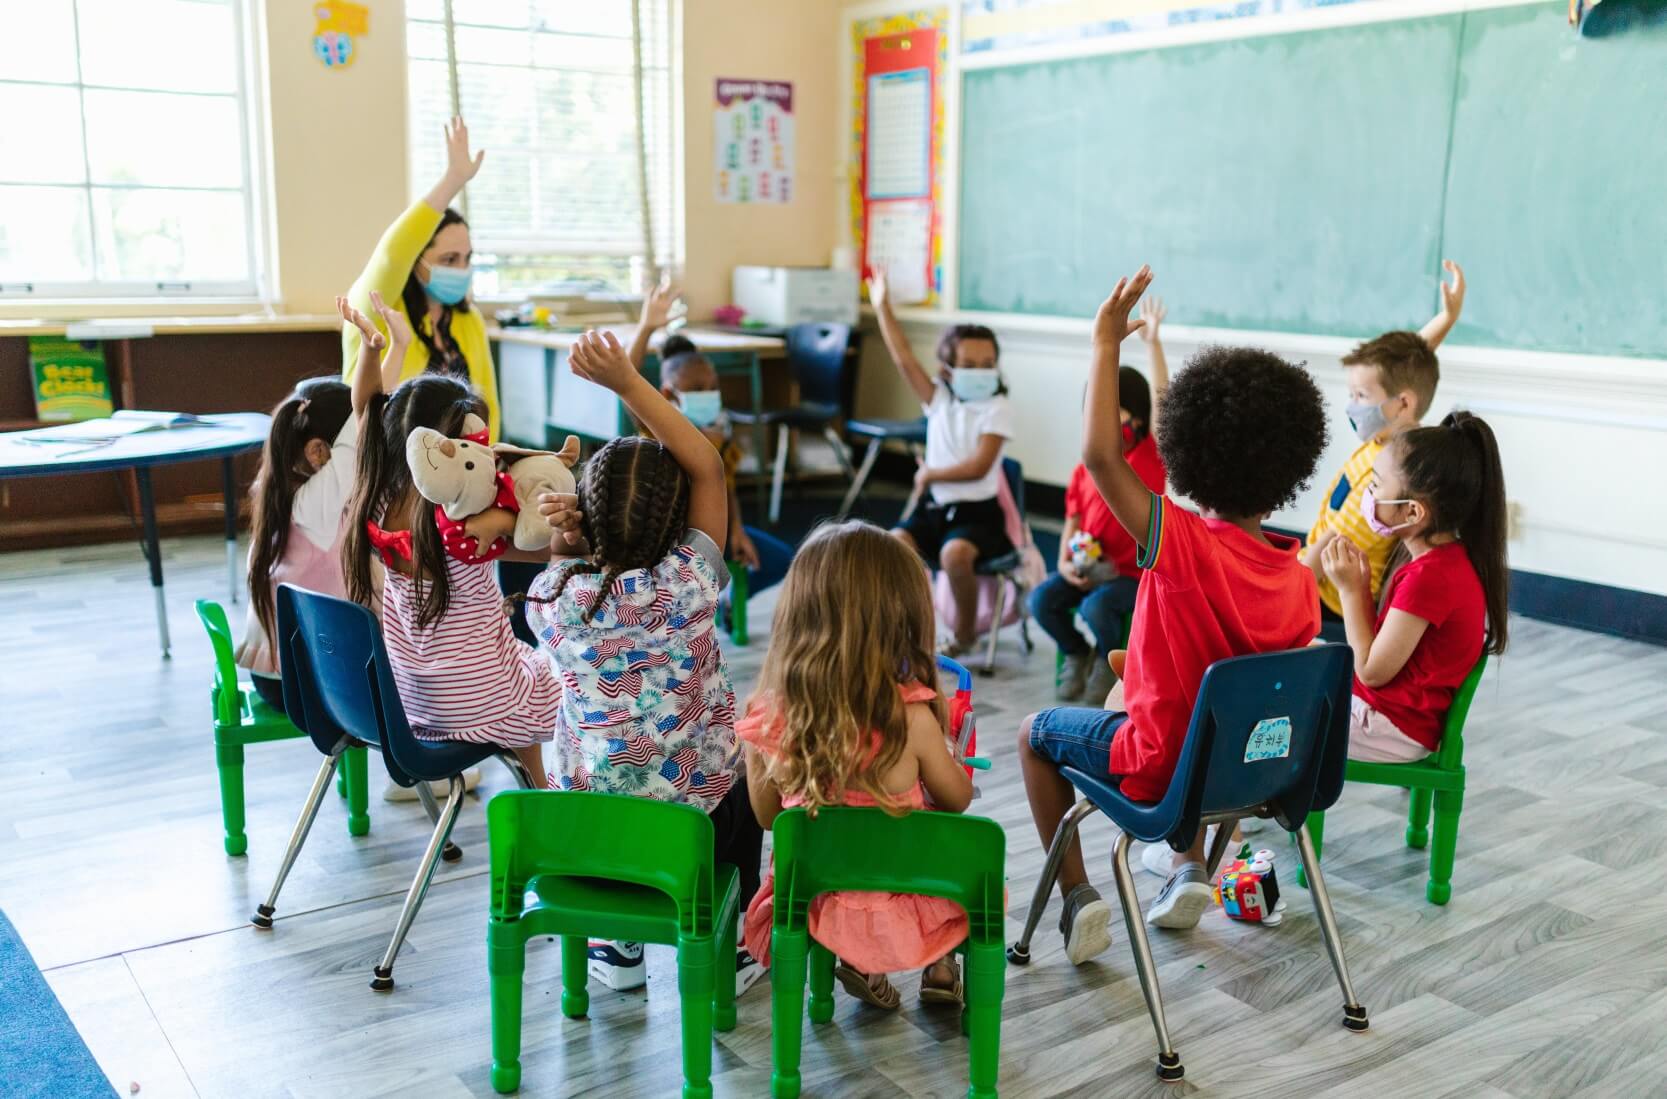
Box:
[524,330,759,994]
[738,520,974,1012]
[341,294,556,789]
[342,117,501,439]
[1322,410,1509,763]
[236,295,406,711]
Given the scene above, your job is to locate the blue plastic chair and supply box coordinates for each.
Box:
[728,322,859,523]
[1008,645,1366,1081]
[255,583,536,991]
[836,417,927,520]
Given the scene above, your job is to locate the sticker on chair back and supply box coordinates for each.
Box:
[1244,717,1292,763]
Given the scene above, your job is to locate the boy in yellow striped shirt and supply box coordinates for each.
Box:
[1303,261,1467,636]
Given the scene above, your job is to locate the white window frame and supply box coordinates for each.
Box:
[405,0,684,293]
[0,0,272,303]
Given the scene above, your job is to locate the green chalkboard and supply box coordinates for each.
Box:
[958,15,1463,336]
[1442,3,1667,357]
[958,3,1667,358]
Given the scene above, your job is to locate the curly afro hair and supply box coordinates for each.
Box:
[1155,346,1328,518]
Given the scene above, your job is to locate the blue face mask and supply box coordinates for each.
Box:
[423,263,473,306]
[679,389,724,428]
[950,367,1000,402]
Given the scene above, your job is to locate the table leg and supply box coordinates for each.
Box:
[221,456,239,604]
[135,467,170,658]
[747,352,768,512]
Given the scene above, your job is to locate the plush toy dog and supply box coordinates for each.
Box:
[406,415,581,559]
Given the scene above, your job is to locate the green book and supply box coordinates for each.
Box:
[29,336,114,423]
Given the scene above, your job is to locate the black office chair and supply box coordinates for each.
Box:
[728,322,858,523]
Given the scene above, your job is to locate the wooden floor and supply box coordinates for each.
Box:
[5,534,1667,1098]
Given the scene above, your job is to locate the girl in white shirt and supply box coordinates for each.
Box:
[868,272,1015,655]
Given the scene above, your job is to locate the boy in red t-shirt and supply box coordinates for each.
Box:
[1031,298,1170,704]
[1017,266,1329,964]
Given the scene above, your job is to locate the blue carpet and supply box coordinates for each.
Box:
[0,910,115,1099]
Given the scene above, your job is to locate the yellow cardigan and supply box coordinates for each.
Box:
[341,200,501,441]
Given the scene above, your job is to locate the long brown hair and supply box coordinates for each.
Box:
[248,378,352,644]
[538,436,691,624]
[750,520,946,813]
[341,374,484,628]
[1391,410,1510,655]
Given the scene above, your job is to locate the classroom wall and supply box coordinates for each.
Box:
[681,0,844,314]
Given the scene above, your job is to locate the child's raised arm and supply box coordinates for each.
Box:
[1419,260,1466,351]
[865,272,936,406]
[909,704,973,813]
[1083,266,1156,549]
[626,276,680,371]
[1139,295,1170,438]
[569,330,727,546]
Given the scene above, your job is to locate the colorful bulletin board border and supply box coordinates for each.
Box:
[961,0,1381,54]
[850,7,950,304]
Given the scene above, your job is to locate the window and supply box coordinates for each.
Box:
[406,0,681,297]
[0,0,265,299]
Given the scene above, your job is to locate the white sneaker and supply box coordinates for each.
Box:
[736,946,767,997]
[1059,884,1113,965]
[381,767,483,803]
[1141,842,1176,878]
[1146,864,1213,930]
[587,940,647,990]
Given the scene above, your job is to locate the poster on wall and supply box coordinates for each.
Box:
[312,1,368,68]
[851,12,948,306]
[714,78,795,204]
[961,0,1382,54]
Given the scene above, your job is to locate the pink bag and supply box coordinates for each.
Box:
[933,572,1022,637]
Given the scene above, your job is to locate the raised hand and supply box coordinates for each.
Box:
[368,289,411,348]
[337,295,385,351]
[1138,295,1166,344]
[568,330,639,394]
[443,116,485,186]
[641,276,680,331]
[866,270,890,311]
[1092,265,1153,346]
[1438,259,1466,322]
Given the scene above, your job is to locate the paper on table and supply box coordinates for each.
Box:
[868,200,933,304]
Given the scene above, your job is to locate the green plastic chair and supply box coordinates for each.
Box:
[726,559,749,646]
[195,599,368,856]
[486,790,741,1098]
[768,807,1007,1099]
[1304,655,1486,905]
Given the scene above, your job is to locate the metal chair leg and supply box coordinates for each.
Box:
[769,423,790,524]
[251,751,342,928]
[982,577,1007,676]
[836,439,882,519]
[372,775,465,991]
[1110,832,1185,1082]
[415,780,464,862]
[822,426,856,479]
[1008,798,1101,964]
[1294,823,1369,1032]
[1205,818,1240,877]
[496,752,537,790]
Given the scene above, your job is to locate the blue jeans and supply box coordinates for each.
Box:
[742,524,792,595]
[1028,572,1140,658]
[1028,707,1131,777]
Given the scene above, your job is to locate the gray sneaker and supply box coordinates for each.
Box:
[1059,883,1113,964]
[1057,652,1093,702]
[1146,862,1213,929]
[1083,658,1118,708]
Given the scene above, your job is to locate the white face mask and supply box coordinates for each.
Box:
[949,368,1000,402]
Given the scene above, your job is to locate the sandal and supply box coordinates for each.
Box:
[918,957,963,1007]
[833,963,901,1011]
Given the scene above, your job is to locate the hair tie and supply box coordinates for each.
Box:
[296,398,312,417]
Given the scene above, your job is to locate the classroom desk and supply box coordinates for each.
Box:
[491,326,786,504]
[0,413,271,657]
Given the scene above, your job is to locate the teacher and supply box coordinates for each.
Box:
[342,116,500,440]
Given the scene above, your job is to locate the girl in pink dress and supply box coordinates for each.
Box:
[741,520,975,1010]
[340,294,556,786]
